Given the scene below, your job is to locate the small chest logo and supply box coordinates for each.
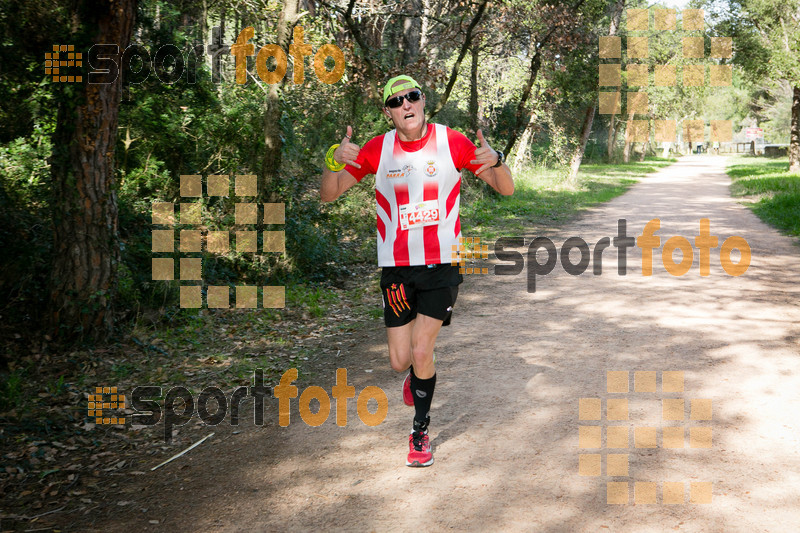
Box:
[387,168,404,179]
[387,164,416,179]
[424,160,438,177]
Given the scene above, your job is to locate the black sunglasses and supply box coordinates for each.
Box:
[385,89,422,109]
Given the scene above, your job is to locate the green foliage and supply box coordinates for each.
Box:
[0,0,749,344]
[711,0,799,145]
[728,157,800,235]
[285,284,338,318]
[750,81,794,143]
[727,0,800,86]
[0,120,54,326]
[0,368,25,411]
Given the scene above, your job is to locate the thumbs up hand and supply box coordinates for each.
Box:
[333,125,362,169]
[469,129,500,175]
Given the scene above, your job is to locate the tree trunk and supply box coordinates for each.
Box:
[261,0,301,196]
[504,48,541,156]
[568,103,596,182]
[402,0,422,63]
[623,143,631,163]
[427,0,488,120]
[609,0,625,34]
[512,107,537,172]
[790,85,800,173]
[419,0,431,51]
[469,41,479,136]
[48,0,137,342]
[607,113,618,161]
[605,0,625,162]
[639,141,648,161]
[201,0,207,37]
[340,0,380,102]
[503,0,590,156]
[623,114,634,163]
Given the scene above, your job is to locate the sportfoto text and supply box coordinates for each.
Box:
[84,25,344,85]
[493,218,751,292]
[129,368,387,442]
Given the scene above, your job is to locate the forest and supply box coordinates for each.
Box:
[2,0,800,526]
[1,0,795,348]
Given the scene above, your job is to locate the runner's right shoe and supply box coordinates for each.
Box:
[402,373,414,406]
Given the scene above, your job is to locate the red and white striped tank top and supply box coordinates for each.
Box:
[373,124,462,267]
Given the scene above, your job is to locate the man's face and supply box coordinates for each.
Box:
[384,87,426,132]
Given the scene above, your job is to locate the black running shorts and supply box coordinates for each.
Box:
[380,264,462,328]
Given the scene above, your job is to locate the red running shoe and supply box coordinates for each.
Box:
[406,418,433,467]
[402,373,414,406]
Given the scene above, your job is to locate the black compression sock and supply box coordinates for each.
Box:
[410,372,436,424]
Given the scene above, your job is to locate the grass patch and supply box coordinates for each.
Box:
[0,368,26,411]
[726,156,800,236]
[461,157,677,239]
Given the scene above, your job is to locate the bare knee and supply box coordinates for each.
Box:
[389,347,412,372]
[411,346,433,368]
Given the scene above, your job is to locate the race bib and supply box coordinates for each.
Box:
[399,200,440,231]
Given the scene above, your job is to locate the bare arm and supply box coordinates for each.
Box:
[476,162,514,195]
[320,167,358,202]
[470,129,514,195]
[320,126,362,203]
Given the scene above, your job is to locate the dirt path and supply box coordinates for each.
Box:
[89,155,800,532]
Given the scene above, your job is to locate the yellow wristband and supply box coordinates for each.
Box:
[325,144,346,172]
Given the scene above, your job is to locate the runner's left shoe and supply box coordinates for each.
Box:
[406,417,433,467]
[402,373,414,406]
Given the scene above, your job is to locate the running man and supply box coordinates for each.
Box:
[320,75,514,467]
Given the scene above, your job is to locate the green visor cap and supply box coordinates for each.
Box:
[383,75,421,105]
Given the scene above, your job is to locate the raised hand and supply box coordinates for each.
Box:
[333,125,362,170]
[469,129,500,175]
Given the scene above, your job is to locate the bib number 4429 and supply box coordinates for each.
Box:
[399,200,440,230]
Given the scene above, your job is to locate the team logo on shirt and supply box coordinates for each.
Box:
[387,164,415,179]
[424,160,438,177]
